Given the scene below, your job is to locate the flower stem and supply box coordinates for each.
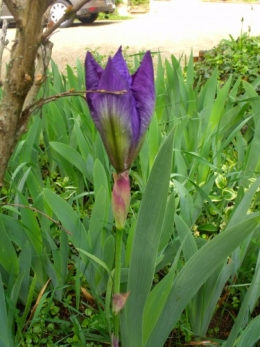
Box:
[113,228,123,342]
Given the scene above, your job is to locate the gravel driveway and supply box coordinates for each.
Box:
[3,0,260,70]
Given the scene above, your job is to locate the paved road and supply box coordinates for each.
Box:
[3,0,260,69]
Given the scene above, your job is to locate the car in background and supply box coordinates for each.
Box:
[0,0,115,28]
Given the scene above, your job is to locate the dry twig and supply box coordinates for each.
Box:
[0,202,72,235]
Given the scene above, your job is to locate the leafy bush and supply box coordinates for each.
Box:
[128,0,150,9]
[193,32,260,93]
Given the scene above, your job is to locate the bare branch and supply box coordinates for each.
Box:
[41,0,91,42]
[2,0,18,20]
[16,89,127,138]
[23,41,54,110]
[0,19,9,85]
[4,0,54,21]
[16,40,54,139]
[0,202,72,235]
[24,89,127,115]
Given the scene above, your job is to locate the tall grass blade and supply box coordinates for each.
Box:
[224,249,260,347]
[0,216,19,275]
[50,142,88,177]
[0,273,13,347]
[121,130,174,347]
[243,82,260,175]
[43,188,89,250]
[144,214,260,347]
[236,315,260,347]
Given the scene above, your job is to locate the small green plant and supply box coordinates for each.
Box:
[97,10,132,20]
[128,0,150,9]
[20,294,109,347]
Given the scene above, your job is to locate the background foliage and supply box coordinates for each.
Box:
[0,36,260,346]
[193,32,260,94]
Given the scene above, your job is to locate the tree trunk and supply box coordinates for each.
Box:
[0,0,50,186]
[0,0,90,187]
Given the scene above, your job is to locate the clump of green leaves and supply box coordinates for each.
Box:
[193,33,260,93]
[128,0,150,9]
[21,294,108,347]
[97,10,132,20]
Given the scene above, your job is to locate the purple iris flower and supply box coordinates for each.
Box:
[85,47,155,174]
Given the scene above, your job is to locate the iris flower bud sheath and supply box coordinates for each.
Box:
[112,171,130,230]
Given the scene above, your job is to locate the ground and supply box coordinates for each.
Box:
[2,0,260,71]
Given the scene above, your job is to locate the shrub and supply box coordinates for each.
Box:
[193,32,260,93]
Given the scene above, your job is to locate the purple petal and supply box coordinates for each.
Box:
[91,59,136,171]
[93,57,132,124]
[111,48,140,144]
[131,51,155,140]
[85,48,155,172]
[85,51,104,112]
[85,52,103,89]
[111,46,132,86]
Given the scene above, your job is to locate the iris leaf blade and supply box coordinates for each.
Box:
[144,214,260,347]
[224,249,260,347]
[121,130,174,347]
[236,315,260,347]
[0,273,13,347]
[50,142,87,177]
[43,188,89,250]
